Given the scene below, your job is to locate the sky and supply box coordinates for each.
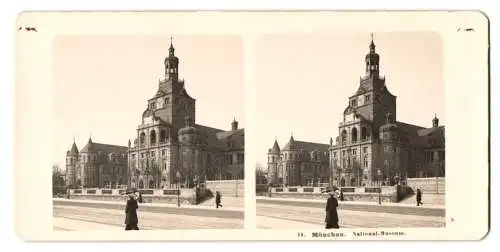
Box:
[251,32,445,167]
[52,35,244,169]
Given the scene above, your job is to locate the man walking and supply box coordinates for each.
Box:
[416,188,423,206]
[215,191,223,208]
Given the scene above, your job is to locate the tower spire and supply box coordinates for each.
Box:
[165,36,179,80]
[433,113,439,128]
[369,33,376,52]
[231,116,239,130]
[169,36,175,56]
[365,33,380,77]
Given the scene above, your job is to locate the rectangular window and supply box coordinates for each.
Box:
[363,147,368,153]
[352,149,356,155]
[365,94,371,103]
[438,151,445,161]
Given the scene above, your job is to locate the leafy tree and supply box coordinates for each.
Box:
[52,164,66,195]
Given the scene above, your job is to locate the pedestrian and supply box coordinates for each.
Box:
[125,190,139,230]
[137,191,143,204]
[215,191,223,208]
[325,189,340,229]
[416,188,423,206]
[339,191,344,201]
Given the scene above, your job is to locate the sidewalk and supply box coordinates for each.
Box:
[53,198,244,212]
[53,217,123,231]
[257,196,445,210]
[198,196,244,208]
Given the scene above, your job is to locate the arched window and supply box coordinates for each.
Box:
[341,130,347,145]
[150,130,157,145]
[160,130,167,143]
[140,132,146,144]
[361,127,368,140]
[351,127,358,143]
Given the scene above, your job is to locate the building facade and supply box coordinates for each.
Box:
[329,35,445,187]
[266,35,445,187]
[65,39,244,189]
[267,136,330,187]
[65,138,128,188]
[127,40,244,189]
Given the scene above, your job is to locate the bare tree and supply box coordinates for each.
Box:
[255,162,266,177]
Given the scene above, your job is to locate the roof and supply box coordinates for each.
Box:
[69,142,79,155]
[192,124,245,150]
[396,122,426,133]
[218,128,244,150]
[80,139,128,153]
[418,126,445,148]
[216,128,244,140]
[282,136,329,152]
[417,126,445,137]
[394,122,445,148]
[270,140,280,153]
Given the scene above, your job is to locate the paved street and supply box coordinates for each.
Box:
[256,202,446,229]
[53,201,243,231]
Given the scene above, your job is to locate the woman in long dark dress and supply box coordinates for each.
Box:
[125,192,139,230]
[325,190,340,229]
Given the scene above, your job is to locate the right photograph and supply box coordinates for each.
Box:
[253,32,446,229]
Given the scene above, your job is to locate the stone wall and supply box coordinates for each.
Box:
[206,180,244,197]
[407,177,445,194]
[268,186,396,203]
[68,188,197,204]
[268,192,394,203]
[73,194,195,205]
[270,186,395,194]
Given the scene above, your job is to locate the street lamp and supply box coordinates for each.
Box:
[377,169,383,205]
[176,171,181,207]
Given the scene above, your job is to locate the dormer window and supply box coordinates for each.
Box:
[351,99,357,107]
[365,94,371,103]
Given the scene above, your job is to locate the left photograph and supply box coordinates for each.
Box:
[52,35,245,230]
